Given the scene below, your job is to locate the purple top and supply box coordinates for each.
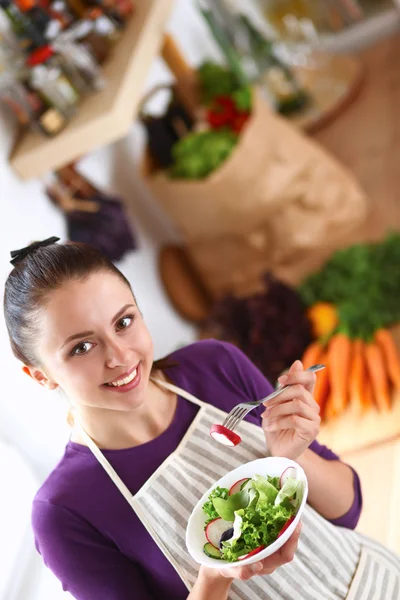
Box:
[32,340,362,600]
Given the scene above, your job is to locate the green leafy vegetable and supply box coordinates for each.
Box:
[222,503,294,562]
[274,477,299,507]
[212,489,250,522]
[197,61,252,112]
[231,86,252,112]
[169,130,238,180]
[202,473,298,562]
[203,486,229,525]
[298,233,400,340]
[252,474,278,505]
[198,61,239,105]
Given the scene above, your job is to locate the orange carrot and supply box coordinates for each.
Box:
[324,395,336,421]
[364,370,374,411]
[327,333,352,416]
[302,340,323,369]
[364,341,391,412]
[349,339,369,414]
[375,328,400,390]
[314,351,329,418]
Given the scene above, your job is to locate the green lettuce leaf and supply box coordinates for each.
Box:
[202,473,299,561]
[252,474,279,506]
[274,477,299,507]
[221,502,295,562]
[212,489,250,522]
[202,486,229,525]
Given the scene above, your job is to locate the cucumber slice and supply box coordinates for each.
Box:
[203,542,222,559]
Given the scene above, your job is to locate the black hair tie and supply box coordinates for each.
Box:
[10,236,60,266]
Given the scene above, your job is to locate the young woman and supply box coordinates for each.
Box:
[4,237,400,600]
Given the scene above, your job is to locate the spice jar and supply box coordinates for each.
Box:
[0,0,46,51]
[0,69,69,135]
[27,45,79,115]
[52,24,105,93]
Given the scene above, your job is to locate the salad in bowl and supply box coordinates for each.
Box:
[186,457,308,569]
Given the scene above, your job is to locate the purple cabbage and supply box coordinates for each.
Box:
[66,193,137,262]
[207,273,312,383]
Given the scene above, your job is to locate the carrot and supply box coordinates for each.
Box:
[324,395,336,421]
[314,351,329,418]
[364,370,374,411]
[375,328,400,390]
[302,340,323,369]
[349,339,370,414]
[327,333,352,416]
[364,341,391,411]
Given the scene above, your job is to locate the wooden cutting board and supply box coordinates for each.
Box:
[319,326,400,455]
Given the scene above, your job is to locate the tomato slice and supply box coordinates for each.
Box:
[278,516,295,538]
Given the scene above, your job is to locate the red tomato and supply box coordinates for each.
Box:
[278,516,295,538]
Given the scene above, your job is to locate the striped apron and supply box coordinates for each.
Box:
[78,379,400,599]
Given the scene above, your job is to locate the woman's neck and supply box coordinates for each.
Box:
[70,375,177,450]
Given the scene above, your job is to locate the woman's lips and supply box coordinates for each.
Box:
[102,363,141,393]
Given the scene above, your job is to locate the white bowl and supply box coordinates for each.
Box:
[186,456,308,569]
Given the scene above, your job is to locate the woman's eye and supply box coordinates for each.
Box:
[116,315,134,331]
[71,341,93,356]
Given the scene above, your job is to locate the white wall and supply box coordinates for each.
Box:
[0,2,219,596]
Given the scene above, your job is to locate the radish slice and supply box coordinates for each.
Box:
[278,515,295,538]
[238,545,266,561]
[229,478,250,496]
[205,518,233,549]
[210,424,241,447]
[279,466,296,489]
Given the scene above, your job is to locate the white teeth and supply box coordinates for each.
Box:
[107,368,137,387]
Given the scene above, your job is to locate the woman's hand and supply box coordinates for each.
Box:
[192,517,302,598]
[218,523,302,581]
[261,361,320,460]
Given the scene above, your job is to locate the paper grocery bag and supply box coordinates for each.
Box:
[142,90,368,297]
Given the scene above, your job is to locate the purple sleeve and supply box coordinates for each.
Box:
[220,342,363,530]
[309,440,363,530]
[32,500,151,600]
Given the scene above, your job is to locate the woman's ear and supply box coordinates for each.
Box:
[22,365,58,390]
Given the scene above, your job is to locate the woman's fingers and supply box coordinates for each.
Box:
[263,413,320,437]
[219,523,302,580]
[265,383,319,411]
[278,360,317,395]
[263,396,319,423]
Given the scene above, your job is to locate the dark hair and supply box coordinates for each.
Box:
[3,241,172,373]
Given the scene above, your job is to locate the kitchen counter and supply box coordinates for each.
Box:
[342,438,400,554]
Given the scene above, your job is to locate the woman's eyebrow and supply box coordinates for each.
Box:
[60,304,135,349]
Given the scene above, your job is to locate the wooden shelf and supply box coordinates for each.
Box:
[10,0,175,180]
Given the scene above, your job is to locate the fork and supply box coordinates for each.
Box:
[222,364,326,432]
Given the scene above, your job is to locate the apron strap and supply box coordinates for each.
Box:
[74,380,205,508]
[75,423,134,506]
[151,378,206,407]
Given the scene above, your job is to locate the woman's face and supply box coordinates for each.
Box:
[33,270,154,413]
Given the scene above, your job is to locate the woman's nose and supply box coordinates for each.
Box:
[104,337,129,368]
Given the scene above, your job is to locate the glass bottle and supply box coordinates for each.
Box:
[52,24,105,93]
[0,69,69,135]
[13,0,63,41]
[239,14,308,115]
[0,0,46,51]
[27,46,80,115]
[84,6,121,44]
[47,0,75,30]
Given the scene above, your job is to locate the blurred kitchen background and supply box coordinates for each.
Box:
[1,0,400,597]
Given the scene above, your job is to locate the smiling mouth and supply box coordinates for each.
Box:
[104,365,138,388]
